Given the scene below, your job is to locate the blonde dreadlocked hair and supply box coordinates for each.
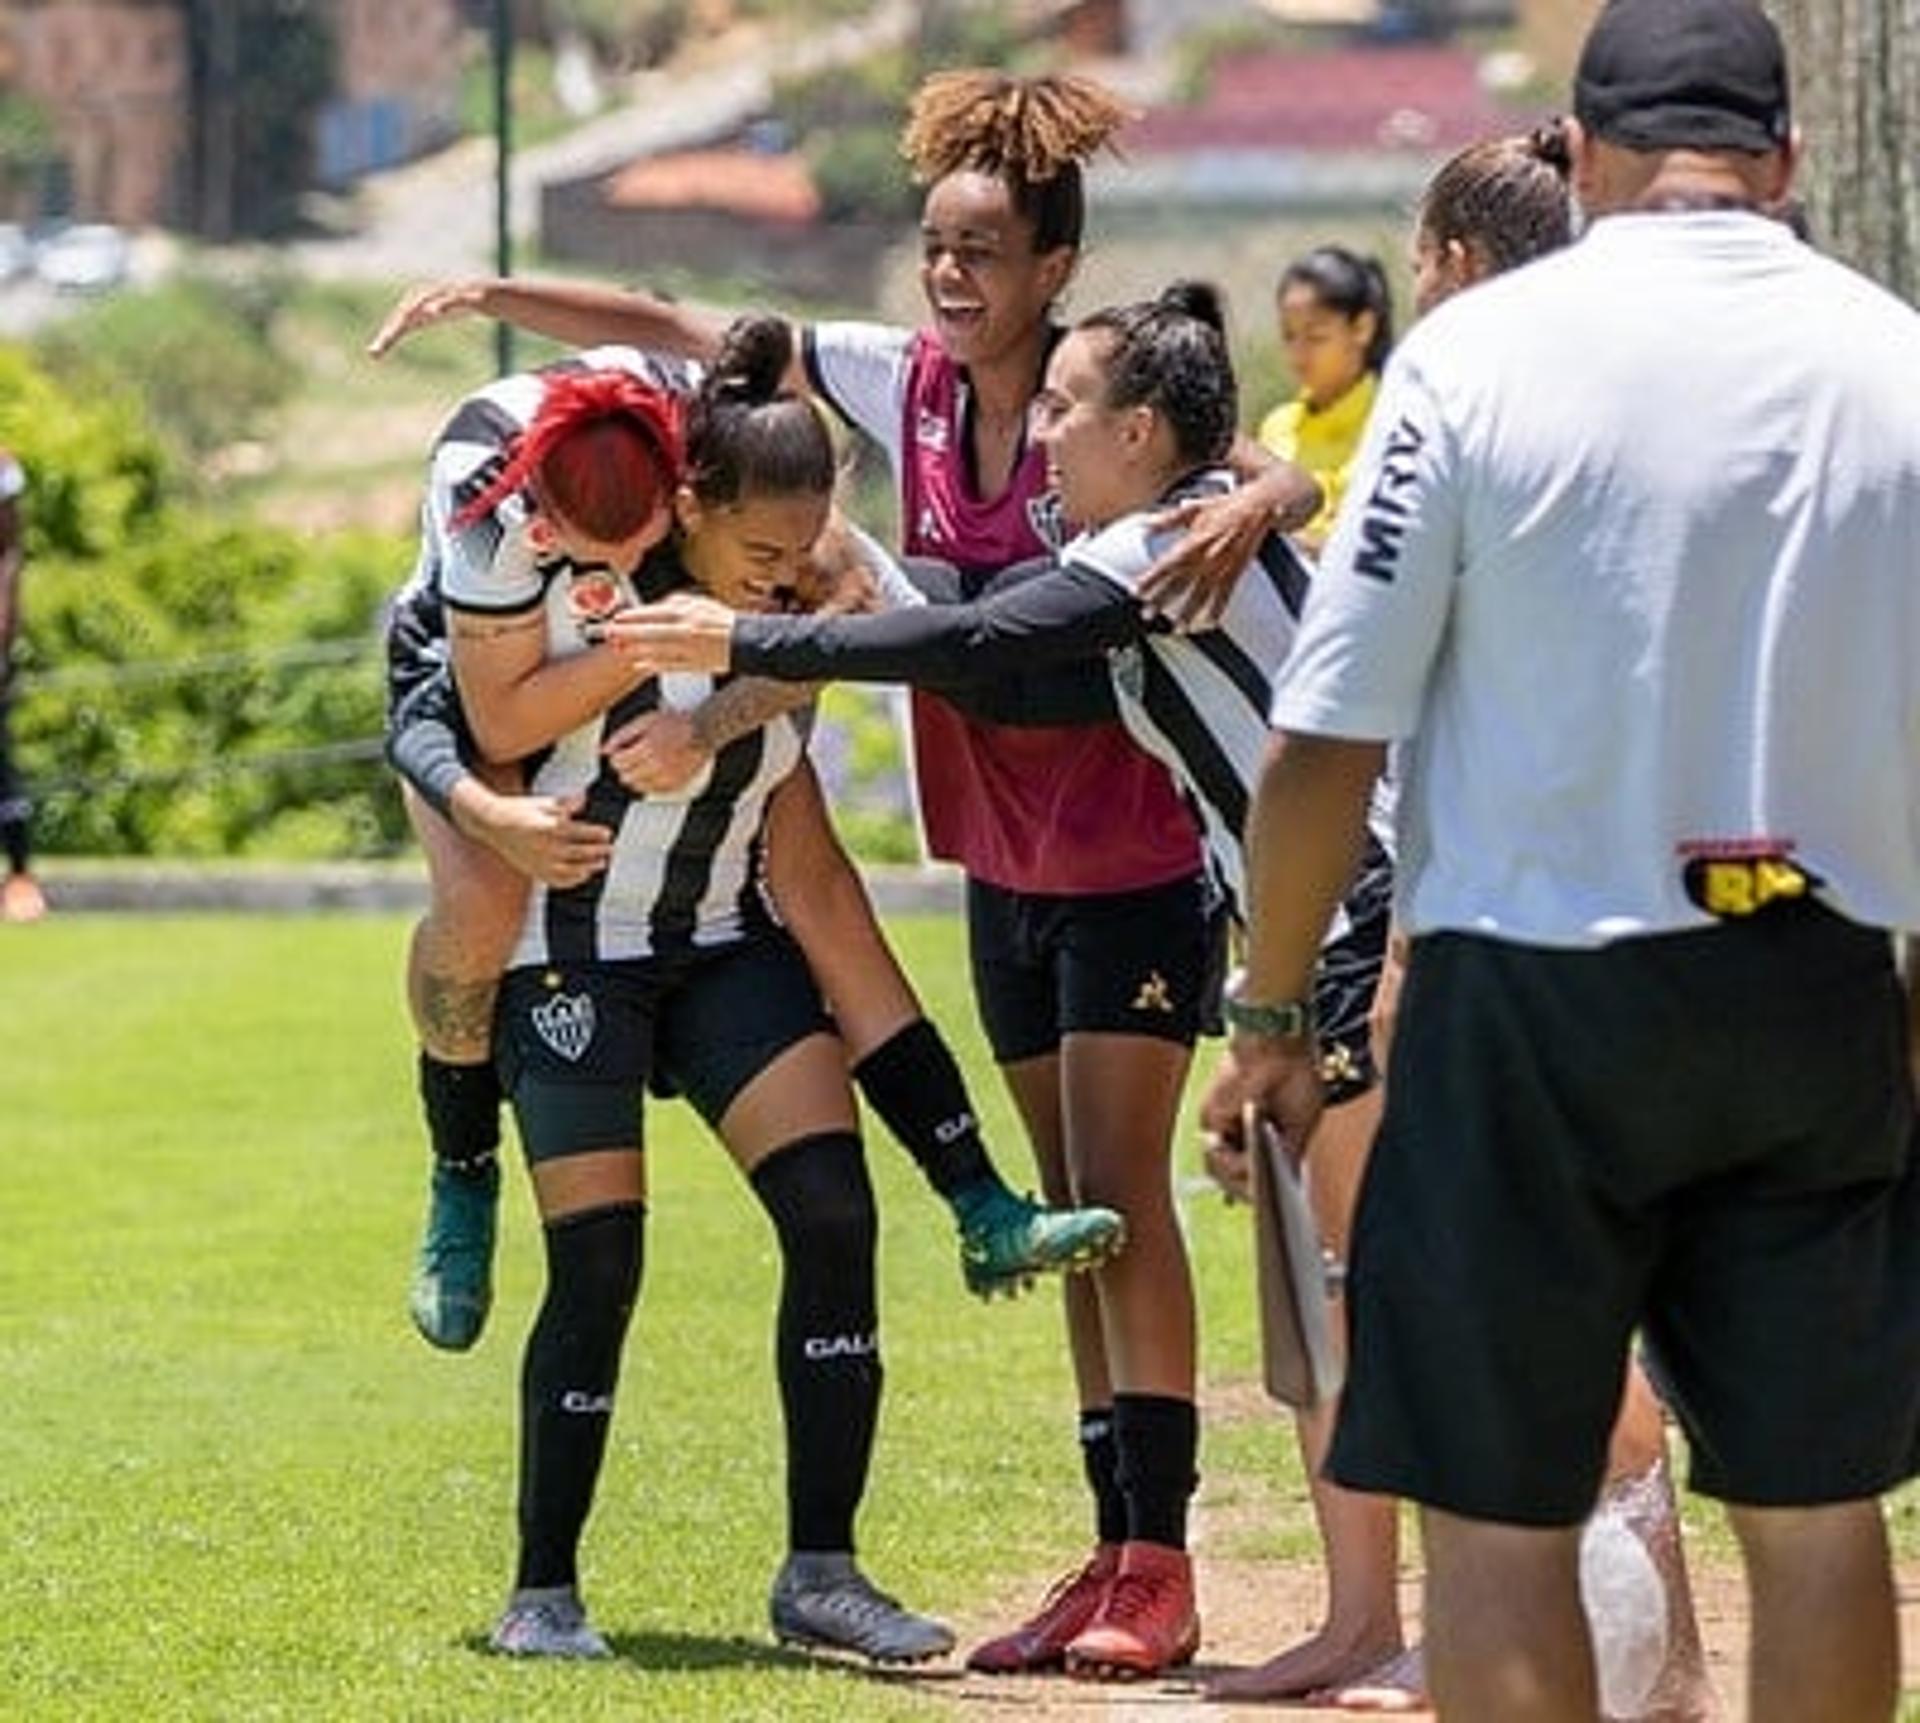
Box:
[901,70,1133,253]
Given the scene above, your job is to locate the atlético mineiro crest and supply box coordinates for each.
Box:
[531,990,596,1062]
[566,568,624,629]
[915,409,949,453]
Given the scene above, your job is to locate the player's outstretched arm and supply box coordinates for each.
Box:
[367,276,738,365]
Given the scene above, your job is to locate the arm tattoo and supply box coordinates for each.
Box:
[450,611,545,641]
[689,676,819,752]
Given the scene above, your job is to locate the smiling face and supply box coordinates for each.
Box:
[1277,280,1377,410]
[918,171,1074,372]
[678,487,832,613]
[1029,328,1153,532]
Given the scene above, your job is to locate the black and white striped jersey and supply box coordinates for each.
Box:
[386,344,697,698]
[729,469,1351,923]
[510,662,809,967]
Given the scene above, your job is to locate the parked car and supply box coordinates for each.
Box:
[34,223,130,293]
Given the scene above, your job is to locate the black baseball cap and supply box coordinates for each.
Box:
[1574,0,1792,155]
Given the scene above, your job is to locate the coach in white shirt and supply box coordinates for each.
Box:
[1203,1,1920,1717]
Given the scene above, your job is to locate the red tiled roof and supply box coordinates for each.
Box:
[602,150,821,224]
[1127,46,1520,154]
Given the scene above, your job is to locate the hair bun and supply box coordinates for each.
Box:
[709,315,793,406]
[1529,117,1573,175]
[1156,279,1227,334]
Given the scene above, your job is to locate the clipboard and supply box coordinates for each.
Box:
[1245,1103,1345,1410]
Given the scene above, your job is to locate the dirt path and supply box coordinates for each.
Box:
[899,1383,1920,1722]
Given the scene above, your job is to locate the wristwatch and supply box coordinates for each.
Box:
[1222,969,1315,1041]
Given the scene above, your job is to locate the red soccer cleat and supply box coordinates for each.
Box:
[965,1543,1120,1674]
[1063,1539,1200,1680]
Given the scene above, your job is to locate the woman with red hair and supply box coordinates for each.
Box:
[389,342,1120,1368]
[399,320,985,1662]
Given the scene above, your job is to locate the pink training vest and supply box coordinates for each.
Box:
[897,332,1198,894]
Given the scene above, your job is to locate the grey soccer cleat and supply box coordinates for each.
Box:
[488,1586,612,1659]
[769,1552,956,1664]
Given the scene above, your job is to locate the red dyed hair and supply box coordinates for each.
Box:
[453,369,684,541]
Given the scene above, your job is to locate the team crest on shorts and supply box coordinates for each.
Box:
[531,989,596,1062]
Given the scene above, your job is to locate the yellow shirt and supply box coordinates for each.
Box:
[1256,371,1380,551]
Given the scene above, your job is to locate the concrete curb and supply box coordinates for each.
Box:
[28,861,965,917]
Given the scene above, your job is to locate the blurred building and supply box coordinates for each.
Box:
[0,0,462,227]
[0,0,188,225]
[542,146,893,304]
[315,0,461,186]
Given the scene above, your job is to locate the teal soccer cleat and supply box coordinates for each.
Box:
[408,1160,500,1350]
[958,1187,1126,1300]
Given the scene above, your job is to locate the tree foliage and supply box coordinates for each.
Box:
[32,274,297,468]
[1763,0,1920,300]
[0,344,404,859]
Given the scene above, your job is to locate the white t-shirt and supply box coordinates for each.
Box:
[1274,211,1920,945]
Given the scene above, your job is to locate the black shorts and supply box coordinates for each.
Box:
[494,932,835,1162]
[388,664,479,765]
[384,589,447,720]
[0,691,26,828]
[966,872,1224,1064]
[1328,902,1920,1524]
[1311,834,1392,1107]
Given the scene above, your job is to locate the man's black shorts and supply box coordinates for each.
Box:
[965,871,1224,1064]
[494,931,834,1161]
[1328,901,1920,1524]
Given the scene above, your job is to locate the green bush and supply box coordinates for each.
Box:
[32,274,298,470]
[0,345,168,564]
[1,343,406,860]
[808,124,919,224]
[16,517,403,858]
[813,685,918,864]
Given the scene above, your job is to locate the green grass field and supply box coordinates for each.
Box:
[0,912,1264,1720]
[4,912,1916,1720]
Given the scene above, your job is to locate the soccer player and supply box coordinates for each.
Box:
[607,281,1400,1680]
[451,317,956,1662]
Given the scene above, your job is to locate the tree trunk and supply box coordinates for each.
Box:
[1763,0,1920,301]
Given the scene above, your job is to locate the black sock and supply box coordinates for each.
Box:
[1079,1407,1128,1546]
[419,1050,501,1175]
[850,1019,999,1200]
[515,1203,645,1590]
[1113,1393,1199,1550]
[749,1131,881,1553]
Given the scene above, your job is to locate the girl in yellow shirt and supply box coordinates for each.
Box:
[1256,246,1393,553]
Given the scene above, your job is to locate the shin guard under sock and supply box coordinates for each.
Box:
[748,1131,881,1553]
[419,1050,501,1174]
[850,1019,998,1201]
[515,1202,645,1590]
[1113,1392,1199,1550]
[1079,1407,1129,1547]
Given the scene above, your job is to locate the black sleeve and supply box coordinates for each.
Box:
[386,716,469,823]
[385,674,472,821]
[731,563,1145,689]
